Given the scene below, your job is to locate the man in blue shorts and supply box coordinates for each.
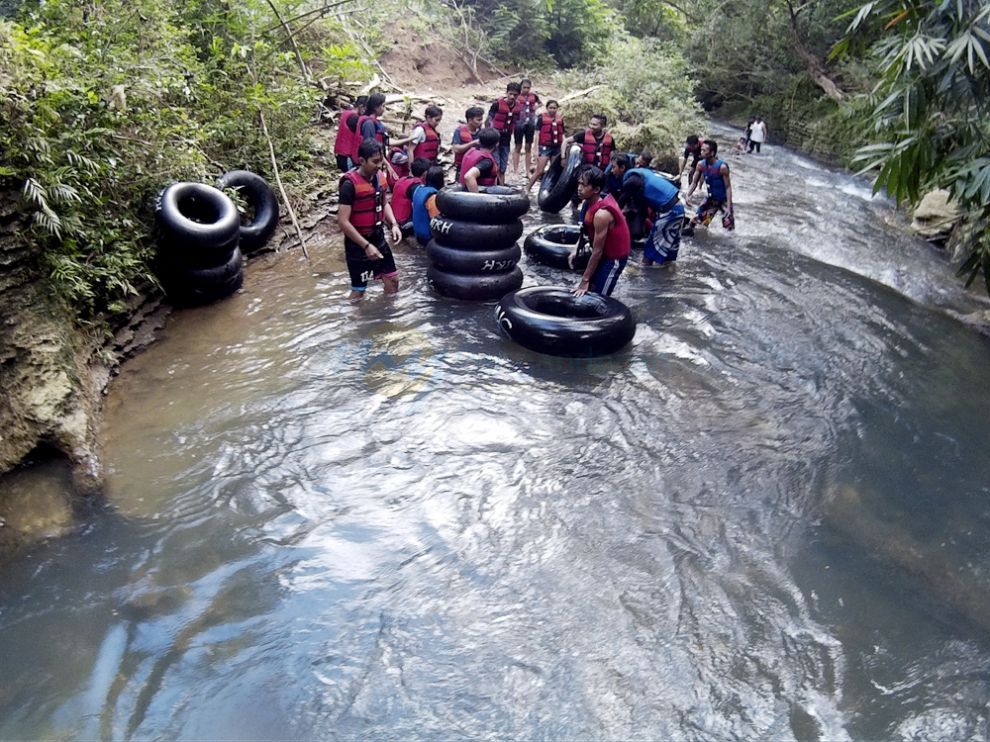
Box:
[570,167,631,297]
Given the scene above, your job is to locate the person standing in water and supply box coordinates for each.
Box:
[570,166,631,297]
[683,139,734,236]
[337,140,403,300]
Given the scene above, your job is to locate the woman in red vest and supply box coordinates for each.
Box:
[526,99,564,192]
[392,105,444,166]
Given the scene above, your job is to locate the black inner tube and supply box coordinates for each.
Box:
[524,292,607,319]
[178,193,223,224]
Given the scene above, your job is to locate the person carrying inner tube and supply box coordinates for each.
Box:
[337,139,403,300]
[569,166,631,297]
[412,165,445,246]
[621,164,684,266]
[460,127,501,193]
[560,113,615,170]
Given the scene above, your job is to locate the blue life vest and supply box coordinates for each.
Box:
[701,159,728,201]
[623,167,679,209]
[412,185,439,244]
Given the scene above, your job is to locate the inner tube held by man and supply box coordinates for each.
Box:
[494,285,636,357]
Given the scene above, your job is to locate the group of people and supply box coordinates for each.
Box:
[331,82,738,301]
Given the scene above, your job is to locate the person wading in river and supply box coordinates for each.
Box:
[621,165,684,266]
[337,139,403,300]
[570,166,631,297]
[683,138,734,236]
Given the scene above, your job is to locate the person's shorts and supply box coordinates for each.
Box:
[513,123,535,145]
[538,144,557,158]
[496,142,511,173]
[345,232,398,291]
[590,256,628,297]
[695,197,726,227]
[335,154,351,172]
[643,203,685,264]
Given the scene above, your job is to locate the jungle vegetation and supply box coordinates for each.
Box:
[1,0,988,324]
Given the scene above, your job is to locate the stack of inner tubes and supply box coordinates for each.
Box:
[155,171,279,306]
[427,185,529,301]
[155,182,245,306]
[523,224,589,271]
[216,170,280,253]
[538,145,582,214]
[495,286,636,357]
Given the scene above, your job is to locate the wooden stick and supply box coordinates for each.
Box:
[559,84,605,103]
[259,109,310,261]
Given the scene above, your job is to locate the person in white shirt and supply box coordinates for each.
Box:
[748,116,768,154]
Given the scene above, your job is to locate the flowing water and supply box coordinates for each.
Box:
[2,134,990,740]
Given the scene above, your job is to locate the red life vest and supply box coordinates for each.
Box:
[538,113,565,147]
[412,120,441,162]
[580,129,614,167]
[489,97,519,134]
[387,146,410,183]
[453,124,478,168]
[583,194,630,260]
[459,148,499,187]
[517,92,538,123]
[334,107,358,156]
[342,169,387,236]
[390,175,420,224]
[352,114,384,161]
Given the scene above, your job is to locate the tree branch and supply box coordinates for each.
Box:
[262,0,311,82]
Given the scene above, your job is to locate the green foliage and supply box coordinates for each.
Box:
[460,0,612,68]
[0,0,370,318]
[554,37,704,164]
[835,0,990,294]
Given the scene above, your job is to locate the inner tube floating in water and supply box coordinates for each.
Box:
[435,185,530,224]
[523,224,588,270]
[538,145,582,214]
[495,286,636,357]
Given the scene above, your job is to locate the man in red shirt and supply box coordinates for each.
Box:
[570,166,631,297]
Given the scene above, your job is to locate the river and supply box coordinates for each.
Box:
[1,135,989,739]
